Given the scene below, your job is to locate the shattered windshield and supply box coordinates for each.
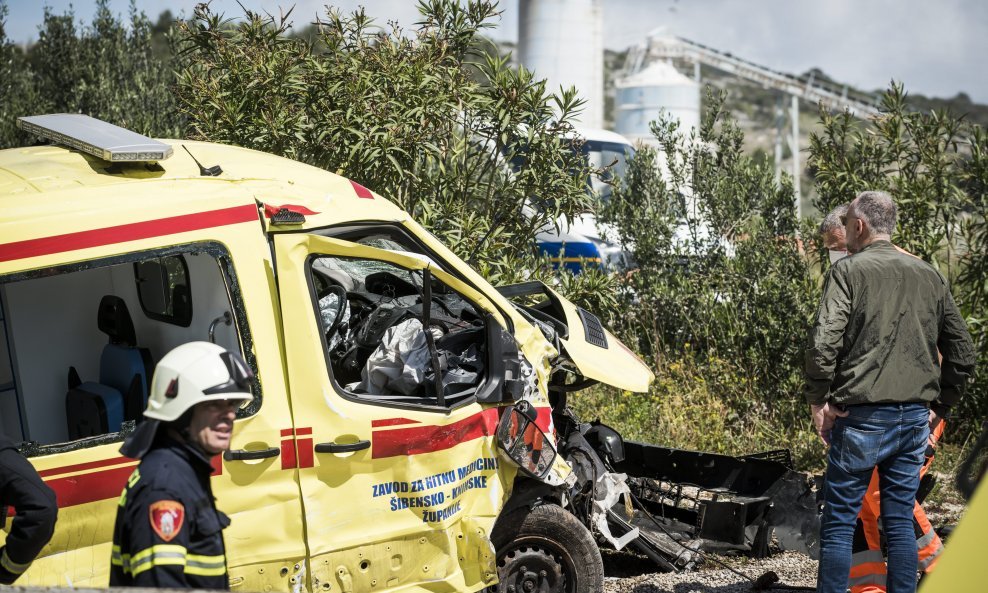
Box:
[311,237,439,291]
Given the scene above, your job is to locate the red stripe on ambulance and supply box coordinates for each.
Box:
[371,408,499,459]
[282,433,297,470]
[371,418,421,428]
[0,204,258,262]
[350,180,374,199]
[45,464,135,508]
[281,427,314,469]
[296,434,314,469]
[210,455,223,476]
[40,452,223,509]
[37,456,134,478]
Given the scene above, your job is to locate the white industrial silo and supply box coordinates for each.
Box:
[518,0,603,129]
[615,60,700,148]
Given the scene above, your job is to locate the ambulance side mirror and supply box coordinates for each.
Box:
[476,316,526,404]
[495,400,557,479]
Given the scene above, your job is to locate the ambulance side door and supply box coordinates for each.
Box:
[273,233,510,593]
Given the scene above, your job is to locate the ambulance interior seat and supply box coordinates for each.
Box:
[65,295,154,439]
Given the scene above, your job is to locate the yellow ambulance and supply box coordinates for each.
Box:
[0,114,653,592]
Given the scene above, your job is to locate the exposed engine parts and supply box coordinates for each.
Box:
[551,403,821,572]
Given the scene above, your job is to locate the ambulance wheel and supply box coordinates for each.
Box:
[490,503,603,593]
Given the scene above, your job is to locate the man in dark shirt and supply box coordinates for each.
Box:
[805,191,975,593]
[0,434,58,585]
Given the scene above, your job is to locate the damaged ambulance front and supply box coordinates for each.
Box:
[478,281,655,592]
[493,282,822,576]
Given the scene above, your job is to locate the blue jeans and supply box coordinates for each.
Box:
[817,403,929,593]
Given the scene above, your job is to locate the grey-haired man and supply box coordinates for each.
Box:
[805,191,975,593]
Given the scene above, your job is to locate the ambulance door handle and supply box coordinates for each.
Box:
[224,447,280,461]
[315,440,370,453]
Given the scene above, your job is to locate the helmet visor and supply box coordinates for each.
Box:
[202,351,254,401]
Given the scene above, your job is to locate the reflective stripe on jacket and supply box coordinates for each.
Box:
[849,422,946,593]
[109,435,230,589]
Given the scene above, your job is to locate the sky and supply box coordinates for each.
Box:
[4,0,987,103]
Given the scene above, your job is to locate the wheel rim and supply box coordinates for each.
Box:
[495,537,576,593]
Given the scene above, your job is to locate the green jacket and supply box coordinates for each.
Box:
[804,240,975,415]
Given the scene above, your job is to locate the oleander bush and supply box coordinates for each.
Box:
[810,82,988,441]
[171,0,609,297]
[581,89,822,468]
[0,0,181,148]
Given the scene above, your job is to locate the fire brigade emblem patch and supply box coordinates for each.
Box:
[149,500,185,542]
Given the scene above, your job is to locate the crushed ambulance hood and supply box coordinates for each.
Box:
[496,281,654,393]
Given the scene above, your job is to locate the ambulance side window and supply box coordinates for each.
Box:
[310,255,487,409]
[0,244,258,450]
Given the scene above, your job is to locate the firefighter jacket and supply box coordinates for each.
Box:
[0,435,58,585]
[804,240,976,415]
[110,434,230,589]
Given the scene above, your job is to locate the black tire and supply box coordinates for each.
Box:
[490,504,604,593]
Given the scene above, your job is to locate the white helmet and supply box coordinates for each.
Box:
[146,342,254,422]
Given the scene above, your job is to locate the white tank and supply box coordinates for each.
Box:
[615,61,700,148]
[518,0,603,129]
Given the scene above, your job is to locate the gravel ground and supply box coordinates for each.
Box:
[602,551,818,593]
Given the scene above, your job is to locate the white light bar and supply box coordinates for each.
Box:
[17,114,173,162]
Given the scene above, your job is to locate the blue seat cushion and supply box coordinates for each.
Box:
[100,344,148,402]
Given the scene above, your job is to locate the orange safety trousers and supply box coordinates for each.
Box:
[848,421,945,593]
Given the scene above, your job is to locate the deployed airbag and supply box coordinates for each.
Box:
[356,318,432,395]
[348,317,487,401]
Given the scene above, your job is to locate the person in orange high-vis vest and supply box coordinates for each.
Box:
[848,414,946,593]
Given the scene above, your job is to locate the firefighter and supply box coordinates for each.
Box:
[110,342,253,589]
[0,434,58,585]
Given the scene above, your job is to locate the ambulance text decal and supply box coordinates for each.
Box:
[370,456,498,523]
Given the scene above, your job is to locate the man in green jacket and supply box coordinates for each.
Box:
[805,191,976,593]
